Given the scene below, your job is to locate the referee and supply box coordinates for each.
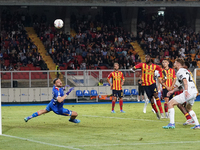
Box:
[138,78,145,102]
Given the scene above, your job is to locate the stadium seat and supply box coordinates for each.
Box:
[124,89,131,96]
[76,90,83,97]
[123,89,131,101]
[83,90,90,97]
[131,89,138,101]
[131,89,138,95]
[76,90,83,103]
[91,90,98,102]
[103,83,110,86]
[91,90,98,96]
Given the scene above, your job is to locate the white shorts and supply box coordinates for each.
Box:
[173,91,197,106]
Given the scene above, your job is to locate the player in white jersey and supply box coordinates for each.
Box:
[155,70,162,100]
[163,58,200,129]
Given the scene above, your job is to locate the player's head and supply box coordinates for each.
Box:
[174,58,184,70]
[162,58,169,69]
[184,61,190,69]
[145,55,151,63]
[53,78,62,87]
[114,63,119,71]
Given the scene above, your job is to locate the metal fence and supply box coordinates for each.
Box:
[0,69,140,88]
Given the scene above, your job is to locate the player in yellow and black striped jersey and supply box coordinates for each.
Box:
[161,59,176,118]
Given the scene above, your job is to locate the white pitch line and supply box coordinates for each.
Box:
[82,115,183,124]
[76,140,200,147]
[1,134,81,150]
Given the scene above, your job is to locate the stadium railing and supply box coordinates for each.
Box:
[0,69,141,88]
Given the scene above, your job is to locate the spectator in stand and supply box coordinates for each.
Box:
[55,63,60,78]
[67,62,75,70]
[154,55,160,65]
[80,60,86,70]
[196,51,200,61]
[74,58,79,69]
[82,49,87,59]
[97,79,103,86]
[164,49,169,58]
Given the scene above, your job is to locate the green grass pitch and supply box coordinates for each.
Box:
[1,102,200,150]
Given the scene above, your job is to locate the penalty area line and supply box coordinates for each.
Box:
[1,134,81,150]
[82,115,183,124]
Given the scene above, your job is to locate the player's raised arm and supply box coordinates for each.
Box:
[57,87,74,103]
[130,63,143,72]
[155,65,164,78]
[57,94,68,103]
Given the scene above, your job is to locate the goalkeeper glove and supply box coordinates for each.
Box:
[66,87,74,95]
[63,85,70,91]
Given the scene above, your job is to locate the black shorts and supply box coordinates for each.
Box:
[112,90,123,98]
[163,89,173,100]
[138,87,144,95]
[144,83,157,100]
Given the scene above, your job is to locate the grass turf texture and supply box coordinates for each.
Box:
[1,103,200,150]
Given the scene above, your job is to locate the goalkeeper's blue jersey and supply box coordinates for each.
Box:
[51,85,65,109]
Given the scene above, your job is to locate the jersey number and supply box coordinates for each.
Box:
[186,72,193,82]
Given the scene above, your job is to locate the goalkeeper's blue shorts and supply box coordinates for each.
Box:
[46,101,72,116]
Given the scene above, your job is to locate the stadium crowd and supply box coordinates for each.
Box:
[0,10,48,71]
[137,13,199,71]
[1,10,200,73]
[33,11,141,72]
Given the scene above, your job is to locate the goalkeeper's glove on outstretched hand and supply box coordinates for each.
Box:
[66,87,74,95]
[63,85,70,91]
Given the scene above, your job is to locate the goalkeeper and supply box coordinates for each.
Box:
[24,78,80,123]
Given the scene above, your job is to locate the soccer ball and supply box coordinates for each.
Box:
[54,19,64,29]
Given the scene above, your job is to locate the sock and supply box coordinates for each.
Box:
[143,99,149,110]
[153,98,157,104]
[184,112,192,120]
[189,110,199,125]
[28,112,39,120]
[164,102,168,113]
[169,108,175,124]
[119,100,123,111]
[156,98,163,113]
[151,103,158,113]
[112,101,116,111]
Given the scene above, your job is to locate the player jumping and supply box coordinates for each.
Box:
[24,78,80,123]
[161,59,176,118]
[130,55,166,119]
[163,58,200,129]
[107,63,125,113]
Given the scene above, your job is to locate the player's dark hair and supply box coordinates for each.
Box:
[162,58,169,63]
[53,78,59,84]
[175,58,185,66]
[184,61,190,69]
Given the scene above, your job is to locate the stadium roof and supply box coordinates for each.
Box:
[1,0,200,7]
